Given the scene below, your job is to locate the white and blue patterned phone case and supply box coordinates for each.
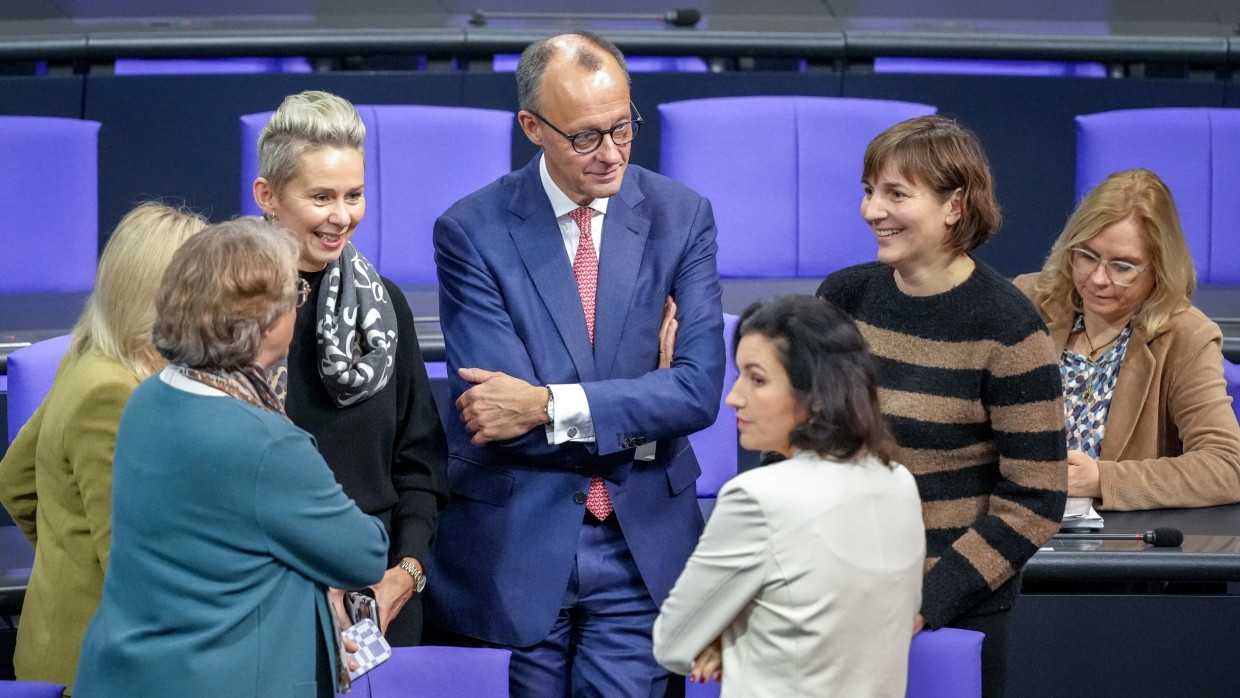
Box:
[342,617,392,680]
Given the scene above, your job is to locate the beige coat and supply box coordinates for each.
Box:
[653,452,925,697]
[1015,274,1240,510]
[0,351,137,694]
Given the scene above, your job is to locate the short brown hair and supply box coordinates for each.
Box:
[153,217,300,370]
[863,115,1001,255]
[1035,168,1194,335]
[736,295,899,465]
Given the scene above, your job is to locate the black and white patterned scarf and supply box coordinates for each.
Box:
[315,242,398,407]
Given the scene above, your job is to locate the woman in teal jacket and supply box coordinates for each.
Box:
[74,218,388,697]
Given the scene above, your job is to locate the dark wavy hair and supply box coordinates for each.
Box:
[736,295,899,465]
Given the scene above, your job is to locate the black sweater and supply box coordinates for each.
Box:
[286,269,448,567]
[819,261,1067,628]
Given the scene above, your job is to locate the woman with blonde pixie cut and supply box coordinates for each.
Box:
[1016,168,1240,511]
[75,218,388,697]
[252,90,447,646]
[0,201,206,694]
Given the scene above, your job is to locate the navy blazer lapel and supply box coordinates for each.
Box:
[508,159,597,382]
[593,175,650,378]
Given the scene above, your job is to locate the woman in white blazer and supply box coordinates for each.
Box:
[653,295,926,697]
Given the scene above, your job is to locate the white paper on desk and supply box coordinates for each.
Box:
[1060,497,1104,530]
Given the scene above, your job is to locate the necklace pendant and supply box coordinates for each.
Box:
[1083,384,1094,402]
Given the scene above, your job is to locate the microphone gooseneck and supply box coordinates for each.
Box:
[468,9,703,28]
[1053,527,1184,548]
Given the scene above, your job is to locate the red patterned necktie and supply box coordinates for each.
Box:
[568,206,613,521]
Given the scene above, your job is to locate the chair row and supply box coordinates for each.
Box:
[7,103,1240,295]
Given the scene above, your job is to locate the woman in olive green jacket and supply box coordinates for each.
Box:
[0,202,204,694]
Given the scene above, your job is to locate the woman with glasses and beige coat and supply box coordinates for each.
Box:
[1015,168,1240,511]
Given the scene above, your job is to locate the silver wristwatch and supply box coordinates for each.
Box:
[399,559,427,594]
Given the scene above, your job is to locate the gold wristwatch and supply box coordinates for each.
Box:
[399,559,427,594]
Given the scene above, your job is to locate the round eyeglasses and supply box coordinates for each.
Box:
[529,104,643,154]
[1069,247,1149,287]
[296,277,312,308]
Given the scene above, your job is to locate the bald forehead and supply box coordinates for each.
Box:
[545,36,618,76]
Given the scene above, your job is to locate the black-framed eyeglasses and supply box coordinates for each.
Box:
[296,277,311,308]
[529,103,643,154]
[1068,247,1149,288]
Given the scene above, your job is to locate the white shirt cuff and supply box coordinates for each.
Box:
[544,383,595,444]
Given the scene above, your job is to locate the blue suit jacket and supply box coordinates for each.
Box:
[428,157,724,646]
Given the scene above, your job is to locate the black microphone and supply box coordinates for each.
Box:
[1053,527,1184,548]
[662,9,701,27]
[470,9,702,28]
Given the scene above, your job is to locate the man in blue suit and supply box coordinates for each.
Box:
[428,31,724,697]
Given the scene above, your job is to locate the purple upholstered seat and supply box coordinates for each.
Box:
[1,117,99,293]
[874,57,1105,77]
[906,627,984,697]
[241,105,513,285]
[1224,358,1240,424]
[338,645,511,698]
[688,313,740,517]
[658,96,937,279]
[0,680,69,698]
[114,57,313,75]
[1077,108,1240,285]
[6,334,71,444]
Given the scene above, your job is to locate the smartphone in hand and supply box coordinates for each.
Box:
[344,588,380,628]
[341,617,391,680]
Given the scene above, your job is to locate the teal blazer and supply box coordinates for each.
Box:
[75,377,389,698]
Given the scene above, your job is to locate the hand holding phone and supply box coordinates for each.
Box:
[341,617,391,680]
[344,589,381,629]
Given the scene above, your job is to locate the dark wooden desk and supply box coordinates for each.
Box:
[1012,504,1240,698]
[1025,504,1240,583]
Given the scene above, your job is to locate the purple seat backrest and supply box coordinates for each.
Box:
[659,96,937,278]
[341,645,511,698]
[0,680,70,698]
[1224,358,1240,424]
[688,313,740,498]
[493,54,707,73]
[6,335,71,444]
[241,105,513,285]
[1,117,99,293]
[1076,108,1240,285]
[906,627,984,698]
[114,57,313,75]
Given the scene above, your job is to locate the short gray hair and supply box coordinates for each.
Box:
[515,31,630,113]
[153,217,300,370]
[258,90,366,195]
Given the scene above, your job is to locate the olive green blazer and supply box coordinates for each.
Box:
[0,351,138,695]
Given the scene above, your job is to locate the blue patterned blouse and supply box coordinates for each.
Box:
[1061,314,1133,458]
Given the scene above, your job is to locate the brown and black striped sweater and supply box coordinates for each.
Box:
[818,261,1067,628]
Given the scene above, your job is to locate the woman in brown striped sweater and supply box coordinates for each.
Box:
[817,115,1067,697]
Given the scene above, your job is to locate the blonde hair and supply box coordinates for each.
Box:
[1035,168,1195,335]
[69,202,207,380]
[863,115,1001,255]
[258,90,366,195]
[153,217,300,370]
